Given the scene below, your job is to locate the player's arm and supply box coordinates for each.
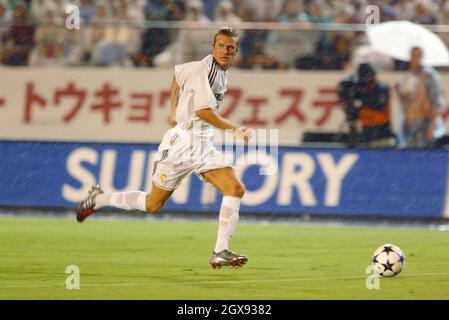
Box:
[195,107,236,130]
[169,75,180,127]
[195,108,253,142]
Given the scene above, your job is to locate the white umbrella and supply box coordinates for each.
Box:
[366,21,449,66]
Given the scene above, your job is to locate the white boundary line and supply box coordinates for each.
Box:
[2,272,449,289]
[443,162,449,219]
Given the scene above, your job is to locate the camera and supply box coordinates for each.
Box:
[337,64,392,147]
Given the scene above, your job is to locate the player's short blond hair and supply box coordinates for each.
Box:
[213,26,239,47]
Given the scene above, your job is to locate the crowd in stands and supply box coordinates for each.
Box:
[0,0,449,69]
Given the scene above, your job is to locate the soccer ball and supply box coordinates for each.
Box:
[371,244,405,277]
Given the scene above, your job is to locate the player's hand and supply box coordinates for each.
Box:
[233,126,254,144]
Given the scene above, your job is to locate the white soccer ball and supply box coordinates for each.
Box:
[371,244,405,277]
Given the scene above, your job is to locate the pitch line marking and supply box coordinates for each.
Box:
[2,272,449,289]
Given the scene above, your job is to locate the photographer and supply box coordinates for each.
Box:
[338,63,396,148]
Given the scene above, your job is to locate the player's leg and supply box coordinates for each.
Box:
[201,166,245,198]
[145,183,174,213]
[94,183,174,213]
[200,166,248,268]
[76,128,186,222]
[76,183,173,222]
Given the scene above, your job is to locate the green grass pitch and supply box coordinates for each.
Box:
[0,216,448,299]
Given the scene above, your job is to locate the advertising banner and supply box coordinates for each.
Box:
[1,141,447,218]
[3,68,448,145]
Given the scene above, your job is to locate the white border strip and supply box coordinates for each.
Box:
[443,162,449,218]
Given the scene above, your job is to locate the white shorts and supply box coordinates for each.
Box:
[152,127,232,191]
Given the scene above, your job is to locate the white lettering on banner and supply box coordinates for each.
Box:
[317,153,359,206]
[62,147,357,207]
[63,147,98,201]
[277,152,358,206]
[235,152,279,206]
[278,154,317,206]
[63,147,194,204]
[99,150,146,192]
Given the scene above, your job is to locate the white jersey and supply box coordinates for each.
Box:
[151,55,232,191]
[174,54,227,137]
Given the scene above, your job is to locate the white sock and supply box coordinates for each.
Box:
[214,196,241,253]
[94,191,147,212]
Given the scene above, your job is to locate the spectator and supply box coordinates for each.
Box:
[417,46,446,147]
[79,0,96,24]
[237,7,282,70]
[338,63,396,148]
[29,8,65,66]
[396,47,445,148]
[4,0,31,14]
[91,1,133,66]
[306,0,333,52]
[30,0,48,22]
[154,0,213,66]
[3,0,449,70]
[437,0,449,47]
[393,0,416,21]
[266,0,315,68]
[437,0,449,24]
[2,1,35,65]
[178,0,212,62]
[126,0,146,23]
[60,9,85,66]
[203,0,221,20]
[352,0,370,24]
[112,0,142,59]
[214,0,242,27]
[330,3,357,69]
[295,0,336,69]
[52,0,69,17]
[237,0,283,22]
[140,0,183,67]
[412,0,437,25]
[0,1,12,38]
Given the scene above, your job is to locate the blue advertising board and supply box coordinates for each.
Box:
[0,141,448,218]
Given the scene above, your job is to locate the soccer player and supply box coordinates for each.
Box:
[76,27,252,269]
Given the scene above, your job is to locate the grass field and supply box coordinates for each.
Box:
[0,215,448,300]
